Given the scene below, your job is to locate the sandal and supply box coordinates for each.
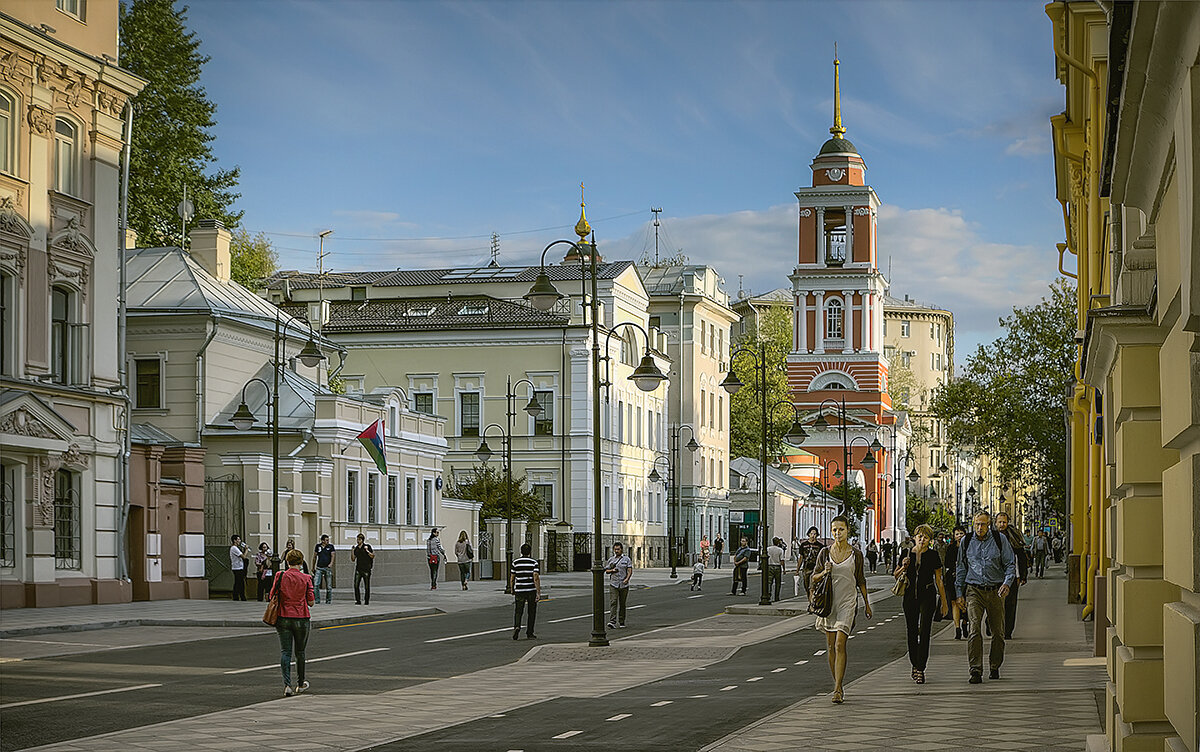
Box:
[832,689,844,704]
[911,668,919,681]
[915,670,926,684]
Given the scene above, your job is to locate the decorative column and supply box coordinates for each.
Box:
[841,290,854,349]
[862,291,872,352]
[844,206,854,262]
[797,293,807,352]
[814,291,825,354]
[816,208,826,263]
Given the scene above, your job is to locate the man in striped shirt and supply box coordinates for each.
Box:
[510,543,541,640]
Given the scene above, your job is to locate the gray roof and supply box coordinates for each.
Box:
[637,264,726,296]
[883,293,949,313]
[209,362,325,433]
[126,246,314,335]
[729,456,820,499]
[733,287,791,306]
[279,295,569,333]
[264,261,635,291]
[131,422,197,447]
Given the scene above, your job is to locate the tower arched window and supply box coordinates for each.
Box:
[0,90,14,175]
[826,299,843,339]
[54,117,78,195]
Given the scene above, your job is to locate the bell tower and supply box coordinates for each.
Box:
[787,54,894,536]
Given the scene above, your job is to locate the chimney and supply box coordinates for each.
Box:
[124,227,138,249]
[190,219,232,282]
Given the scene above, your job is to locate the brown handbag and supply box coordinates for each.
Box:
[262,575,282,626]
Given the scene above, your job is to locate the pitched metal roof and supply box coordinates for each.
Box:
[729,456,820,498]
[130,422,197,447]
[264,260,634,291]
[883,293,949,312]
[279,295,569,333]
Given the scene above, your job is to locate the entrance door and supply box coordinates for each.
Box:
[204,475,244,593]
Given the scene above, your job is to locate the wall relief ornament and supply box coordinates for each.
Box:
[0,409,55,438]
[37,459,55,527]
[27,105,52,135]
[50,216,94,256]
[0,49,26,84]
[96,85,126,117]
[853,207,871,216]
[825,168,845,181]
[47,258,90,300]
[0,248,24,281]
[799,209,812,217]
[0,196,34,243]
[61,444,90,470]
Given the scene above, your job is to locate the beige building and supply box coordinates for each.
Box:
[640,263,737,556]
[1049,2,1200,750]
[126,223,459,588]
[0,3,144,606]
[266,221,673,571]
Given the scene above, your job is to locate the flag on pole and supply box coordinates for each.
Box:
[356,419,387,474]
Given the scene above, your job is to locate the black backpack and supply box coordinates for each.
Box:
[963,529,1005,552]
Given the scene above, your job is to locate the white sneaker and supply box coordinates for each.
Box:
[296,681,309,694]
[284,685,294,697]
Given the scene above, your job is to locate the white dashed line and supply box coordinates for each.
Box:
[425,627,512,643]
[794,659,809,665]
[650,700,673,707]
[720,685,738,691]
[552,731,583,740]
[856,631,866,634]
[746,676,763,682]
[0,683,162,709]
[548,613,592,623]
[491,714,507,718]
[771,668,787,673]
[868,626,876,630]
[687,594,704,599]
[814,650,827,656]
[606,714,632,722]
[848,635,856,639]
[226,647,390,673]
[689,694,709,698]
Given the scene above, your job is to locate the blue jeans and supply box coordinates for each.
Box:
[276,616,310,687]
[313,567,333,603]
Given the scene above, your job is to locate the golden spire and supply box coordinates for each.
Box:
[574,181,591,242]
[830,43,846,139]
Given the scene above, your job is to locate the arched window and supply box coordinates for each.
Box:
[826,299,843,339]
[826,381,847,390]
[54,117,78,195]
[0,90,13,174]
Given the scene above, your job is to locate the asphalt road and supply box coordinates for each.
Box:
[377,598,937,751]
[1,572,761,751]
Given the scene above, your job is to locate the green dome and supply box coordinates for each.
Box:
[819,137,858,155]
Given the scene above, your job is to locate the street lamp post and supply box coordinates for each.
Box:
[651,426,697,578]
[524,235,666,647]
[229,314,327,574]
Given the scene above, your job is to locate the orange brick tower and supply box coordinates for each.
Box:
[788,54,895,540]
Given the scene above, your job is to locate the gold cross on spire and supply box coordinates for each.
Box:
[575,181,592,240]
[830,43,846,139]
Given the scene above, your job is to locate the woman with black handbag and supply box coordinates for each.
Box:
[894,523,949,684]
[811,516,871,704]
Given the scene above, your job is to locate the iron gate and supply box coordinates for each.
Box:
[204,474,244,592]
[478,530,494,579]
[572,532,592,571]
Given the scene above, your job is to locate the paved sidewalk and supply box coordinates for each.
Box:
[0,568,684,638]
[701,569,1104,752]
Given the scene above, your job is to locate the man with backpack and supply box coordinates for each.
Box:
[994,512,1028,639]
[954,511,1017,684]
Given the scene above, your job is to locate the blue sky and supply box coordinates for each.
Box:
[186,0,1065,354]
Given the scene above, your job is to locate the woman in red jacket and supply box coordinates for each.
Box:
[274,548,314,696]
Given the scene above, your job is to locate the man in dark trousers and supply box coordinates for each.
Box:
[351,533,374,605]
[797,526,825,606]
[994,512,1028,639]
[730,537,751,595]
[313,534,335,604]
[713,536,724,569]
[955,511,1017,683]
[510,542,541,640]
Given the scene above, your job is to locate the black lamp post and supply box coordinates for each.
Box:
[524,235,666,647]
[230,314,327,575]
[475,376,544,592]
[649,426,697,578]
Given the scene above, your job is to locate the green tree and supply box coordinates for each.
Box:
[120,0,241,248]
[230,228,278,288]
[730,305,793,460]
[444,465,547,522]
[930,279,1075,517]
[906,495,955,538]
[826,482,868,537]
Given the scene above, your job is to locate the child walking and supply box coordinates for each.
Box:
[690,559,705,590]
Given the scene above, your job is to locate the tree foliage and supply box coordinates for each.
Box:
[905,494,955,538]
[444,465,547,522]
[730,305,794,461]
[230,228,278,288]
[825,482,868,538]
[120,0,241,248]
[930,279,1075,516]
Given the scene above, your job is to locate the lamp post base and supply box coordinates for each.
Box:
[589,564,609,647]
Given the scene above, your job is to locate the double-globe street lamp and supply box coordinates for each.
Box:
[229,314,328,575]
[524,236,666,648]
[719,340,809,606]
[474,376,544,592]
[647,425,698,578]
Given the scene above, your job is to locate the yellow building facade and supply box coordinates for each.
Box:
[1049,2,1200,750]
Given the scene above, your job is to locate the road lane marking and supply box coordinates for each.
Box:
[5,638,114,647]
[225,647,390,673]
[856,631,866,634]
[868,626,876,630]
[848,635,856,639]
[552,731,583,739]
[720,685,737,691]
[549,613,592,623]
[0,683,162,709]
[687,594,704,599]
[425,627,512,643]
[771,668,787,673]
[794,660,809,665]
[319,613,439,630]
[650,700,673,707]
[491,714,507,718]
[689,694,709,698]
[606,714,632,721]
[814,650,827,655]
[746,676,763,682]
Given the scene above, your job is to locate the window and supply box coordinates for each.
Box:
[709,458,715,487]
[717,329,724,362]
[134,358,161,409]
[458,303,489,316]
[350,286,367,301]
[413,392,434,415]
[603,485,611,519]
[51,286,77,385]
[699,389,705,428]
[718,459,723,487]
[699,319,707,353]
[405,478,416,525]
[388,405,398,436]
[626,403,633,444]
[0,90,13,175]
[718,395,724,431]
[636,407,643,446]
[387,475,398,525]
[709,391,715,428]
[534,390,553,436]
[54,470,81,569]
[459,392,480,436]
[54,118,78,195]
[617,486,624,519]
[826,299,843,339]
[617,400,624,443]
[0,462,13,568]
[367,473,379,524]
[56,0,84,19]
[404,306,435,317]
[0,272,13,376]
[532,483,553,519]
[883,319,888,336]
[900,320,910,337]
[901,351,912,367]
[423,479,434,525]
[346,470,359,523]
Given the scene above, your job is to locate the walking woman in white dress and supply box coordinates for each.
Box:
[811,515,872,704]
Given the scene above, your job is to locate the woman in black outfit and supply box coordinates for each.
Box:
[894,523,949,683]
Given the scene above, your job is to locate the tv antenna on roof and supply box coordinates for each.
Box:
[651,207,663,265]
[489,232,500,267]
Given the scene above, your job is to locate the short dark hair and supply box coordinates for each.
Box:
[230,534,240,543]
[520,543,532,556]
[613,541,624,549]
[953,524,966,533]
[807,526,819,536]
[320,534,329,540]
